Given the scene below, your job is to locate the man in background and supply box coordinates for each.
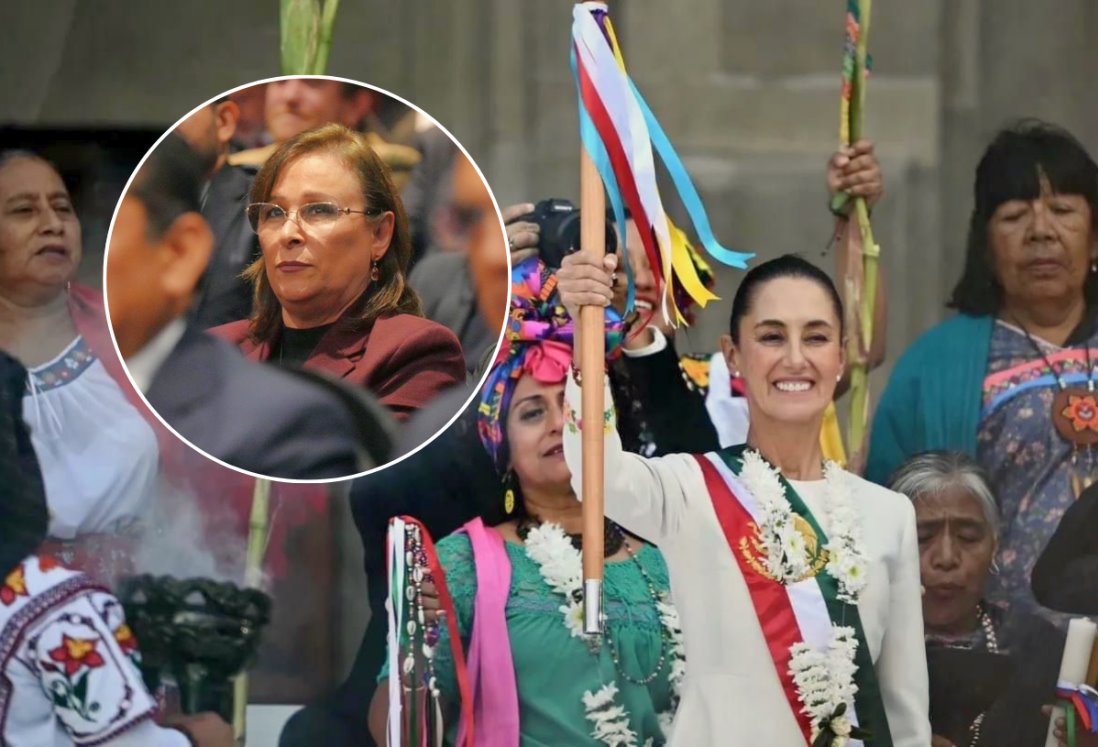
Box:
[407,152,500,373]
[228,80,420,186]
[174,97,260,328]
[107,134,372,479]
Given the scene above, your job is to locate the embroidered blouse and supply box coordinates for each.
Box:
[0,554,187,746]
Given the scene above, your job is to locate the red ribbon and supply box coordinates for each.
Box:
[574,41,665,290]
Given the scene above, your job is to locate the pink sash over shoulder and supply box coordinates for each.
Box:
[454,518,520,747]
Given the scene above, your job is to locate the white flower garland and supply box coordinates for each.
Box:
[524,522,684,746]
[738,450,867,603]
[789,626,859,745]
[737,450,869,743]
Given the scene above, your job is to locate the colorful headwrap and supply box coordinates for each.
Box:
[477,257,624,470]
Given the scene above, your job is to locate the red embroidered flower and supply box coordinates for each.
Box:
[37,555,61,573]
[1062,394,1098,432]
[48,635,106,676]
[114,624,138,655]
[1,565,28,606]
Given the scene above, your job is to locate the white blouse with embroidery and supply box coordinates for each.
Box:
[22,337,159,539]
[0,555,188,746]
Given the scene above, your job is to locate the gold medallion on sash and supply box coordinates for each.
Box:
[738,515,829,584]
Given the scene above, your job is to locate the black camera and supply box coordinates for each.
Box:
[515,198,618,270]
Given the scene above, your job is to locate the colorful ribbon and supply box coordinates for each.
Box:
[570,2,751,324]
[386,516,474,747]
[477,257,623,470]
[1056,682,1098,745]
[832,0,875,214]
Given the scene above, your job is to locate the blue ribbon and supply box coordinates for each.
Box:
[626,77,754,269]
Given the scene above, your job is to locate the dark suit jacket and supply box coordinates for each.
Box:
[614,342,720,456]
[409,251,495,374]
[210,313,465,422]
[146,326,362,480]
[191,163,260,329]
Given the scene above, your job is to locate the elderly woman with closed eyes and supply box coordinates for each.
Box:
[211,123,465,422]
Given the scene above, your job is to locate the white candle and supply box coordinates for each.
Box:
[1044,618,1098,747]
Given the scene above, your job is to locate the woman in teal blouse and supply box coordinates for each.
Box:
[368,259,682,746]
[867,119,1098,630]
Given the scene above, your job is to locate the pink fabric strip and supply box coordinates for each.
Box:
[454,518,520,747]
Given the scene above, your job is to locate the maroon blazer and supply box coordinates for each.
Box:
[210,313,465,422]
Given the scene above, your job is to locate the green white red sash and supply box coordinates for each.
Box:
[695,447,893,746]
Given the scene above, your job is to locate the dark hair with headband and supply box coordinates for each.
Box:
[728,254,845,345]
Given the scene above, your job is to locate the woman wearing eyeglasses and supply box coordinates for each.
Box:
[211,124,465,422]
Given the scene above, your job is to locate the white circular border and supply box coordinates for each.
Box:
[102,74,512,484]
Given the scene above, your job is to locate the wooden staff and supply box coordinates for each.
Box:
[579,129,607,635]
[233,478,271,745]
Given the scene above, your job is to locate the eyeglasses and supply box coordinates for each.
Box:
[245,201,382,234]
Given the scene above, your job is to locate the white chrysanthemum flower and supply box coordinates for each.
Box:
[560,600,585,638]
[583,683,620,710]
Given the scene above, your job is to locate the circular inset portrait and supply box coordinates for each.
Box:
[104,76,509,481]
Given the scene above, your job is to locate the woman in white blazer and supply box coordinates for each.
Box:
[556,252,930,747]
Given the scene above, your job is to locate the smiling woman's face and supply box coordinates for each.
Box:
[0,156,82,306]
[505,375,571,494]
[726,276,844,427]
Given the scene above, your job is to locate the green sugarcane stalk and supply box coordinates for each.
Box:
[280,0,339,75]
[232,479,272,745]
[844,0,878,468]
[280,0,319,75]
[313,0,340,74]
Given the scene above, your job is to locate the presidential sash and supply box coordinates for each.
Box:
[696,445,893,746]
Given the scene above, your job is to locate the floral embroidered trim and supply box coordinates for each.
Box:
[0,572,109,740]
[1,565,29,606]
[524,522,684,745]
[563,398,616,435]
[26,337,95,393]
